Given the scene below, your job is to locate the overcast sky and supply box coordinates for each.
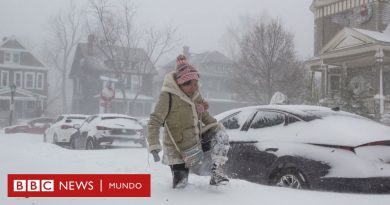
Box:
[0,0,314,64]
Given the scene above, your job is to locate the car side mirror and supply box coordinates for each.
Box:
[73,124,81,129]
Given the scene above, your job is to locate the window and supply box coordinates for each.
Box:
[0,100,10,111]
[118,74,128,89]
[25,72,35,89]
[250,111,285,129]
[4,52,11,63]
[331,4,335,14]
[384,71,390,95]
[329,75,341,91]
[13,53,20,64]
[3,51,20,64]
[222,113,241,130]
[36,73,44,90]
[286,115,301,125]
[76,79,82,93]
[1,71,9,87]
[27,101,35,109]
[67,116,87,120]
[221,110,256,130]
[131,75,142,91]
[14,72,22,88]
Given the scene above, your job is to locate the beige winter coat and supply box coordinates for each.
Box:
[147,72,219,165]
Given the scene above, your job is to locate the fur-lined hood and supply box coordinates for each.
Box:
[161,72,200,106]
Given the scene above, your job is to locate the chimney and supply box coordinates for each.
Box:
[88,34,95,56]
[183,46,190,60]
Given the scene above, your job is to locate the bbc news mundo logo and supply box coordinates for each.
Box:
[8,174,150,197]
[14,179,54,192]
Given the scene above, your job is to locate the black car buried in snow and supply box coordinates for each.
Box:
[194,105,390,193]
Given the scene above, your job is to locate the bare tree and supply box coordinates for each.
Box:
[45,1,84,113]
[227,16,306,104]
[88,0,177,113]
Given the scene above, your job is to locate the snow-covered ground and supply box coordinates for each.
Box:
[1,131,389,205]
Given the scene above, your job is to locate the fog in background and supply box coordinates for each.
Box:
[0,0,314,64]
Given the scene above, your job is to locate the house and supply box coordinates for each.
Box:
[69,35,157,117]
[306,0,390,117]
[0,37,48,126]
[161,47,249,115]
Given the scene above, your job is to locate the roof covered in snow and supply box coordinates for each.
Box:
[70,43,157,78]
[162,50,234,76]
[353,28,390,43]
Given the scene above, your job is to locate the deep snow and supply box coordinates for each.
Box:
[0,131,390,205]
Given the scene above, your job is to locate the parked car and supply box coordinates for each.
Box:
[76,114,145,149]
[4,117,54,134]
[44,114,89,148]
[195,105,390,193]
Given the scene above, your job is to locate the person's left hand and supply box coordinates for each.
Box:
[202,101,209,110]
[197,101,209,113]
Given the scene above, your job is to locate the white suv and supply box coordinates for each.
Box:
[44,114,88,148]
[78,114,145,149]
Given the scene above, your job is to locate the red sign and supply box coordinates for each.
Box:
[8,174,150,197]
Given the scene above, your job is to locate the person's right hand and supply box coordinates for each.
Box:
[151,150,161,162]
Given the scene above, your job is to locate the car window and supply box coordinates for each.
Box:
[54,116,64,123]
[67,116,87,120]
[250,111,285,129]
[221,110,255,130]
[286,114,301,125]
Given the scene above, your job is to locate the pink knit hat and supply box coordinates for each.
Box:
[175,54,199,85]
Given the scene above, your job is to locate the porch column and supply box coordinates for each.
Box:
[375,48,384,115]
[321,63,328,98]
[341,63,348,99]
[310,70,315,101]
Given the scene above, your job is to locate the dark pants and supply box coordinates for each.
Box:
[169,163,189,188]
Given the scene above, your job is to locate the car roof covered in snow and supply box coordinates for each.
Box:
[59,114,89,118]
[93,113,138,120]
[217,105,389,147]
[215,105,362,122]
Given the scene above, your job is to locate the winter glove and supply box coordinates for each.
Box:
[196,101,209,113]
[151,150,161,162]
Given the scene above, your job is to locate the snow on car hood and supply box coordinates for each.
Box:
[97,118,142,130]
[234,116,390,147]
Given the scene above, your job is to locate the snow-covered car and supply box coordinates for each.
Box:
[4,117,54,134]
[76,114,145,149]
[44,114,89,148]
[195,105,390,193]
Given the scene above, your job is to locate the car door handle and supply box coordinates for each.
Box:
[265,148,278,152]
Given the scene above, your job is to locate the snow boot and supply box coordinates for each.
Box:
[170,164,189,189]
[210,163,229,186]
